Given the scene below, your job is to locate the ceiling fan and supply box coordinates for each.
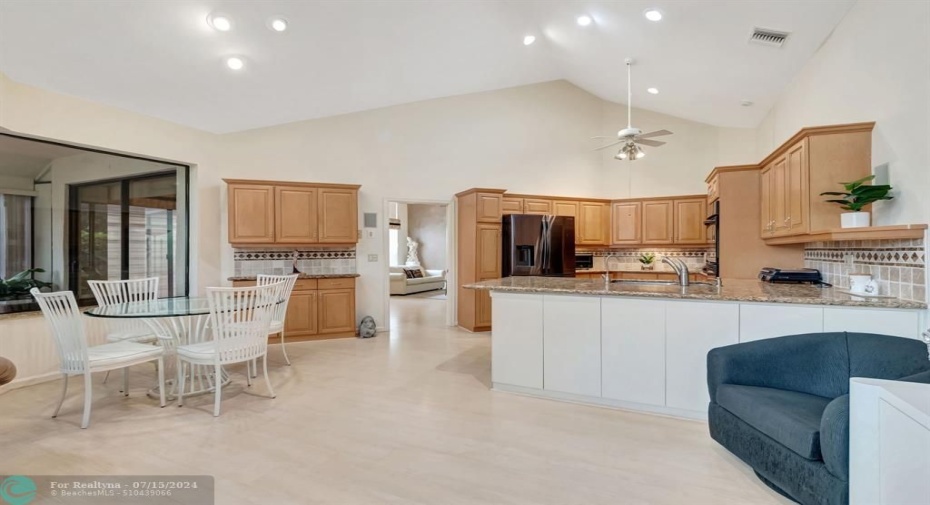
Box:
[593,58,673,160]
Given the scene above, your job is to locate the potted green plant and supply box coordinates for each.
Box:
[0,268,52,313]
[819,175,893,228]
[639,253,655,271]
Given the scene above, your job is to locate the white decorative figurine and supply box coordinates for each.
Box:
[405,237,420,266]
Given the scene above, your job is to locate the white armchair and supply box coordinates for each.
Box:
[389,266,446,295]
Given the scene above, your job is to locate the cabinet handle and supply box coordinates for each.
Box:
[785,217,791,224]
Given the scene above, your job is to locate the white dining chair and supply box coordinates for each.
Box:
[256,274,299,365]
[88,277,159,390]
[176,282,283,417]
[31,288,166,429]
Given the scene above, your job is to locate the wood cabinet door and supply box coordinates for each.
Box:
[552,200,578,218]
[673,198,707,244]
[475,290,493,328]
[284,291,318,336]
[642,200,673,244]
[476,192,502,223]
[228,184,275,244]
[275,187,318,243]
[760,166,773,237]
[771,155,789,236]
[578,201,610,245]
[786,138,810,235]
[318,188,358,243]
[611,202,642,245]
[318,289,356,334]
[523,198,553,215]
[476,223,501,279]
[501,197,524,214]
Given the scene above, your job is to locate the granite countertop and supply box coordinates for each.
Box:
[465,277,927,309]
[577,268,709,275]
[228,273,360,281]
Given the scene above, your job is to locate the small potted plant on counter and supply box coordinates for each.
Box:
[639,253,655,271]
[820,175,893,228]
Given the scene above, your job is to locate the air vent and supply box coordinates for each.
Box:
[749,27,789,48]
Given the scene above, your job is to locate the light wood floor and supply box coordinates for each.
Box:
[0,297,789,504]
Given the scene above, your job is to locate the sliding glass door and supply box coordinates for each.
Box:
[68,172,186,303]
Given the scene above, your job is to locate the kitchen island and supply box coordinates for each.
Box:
[466,277,927,419]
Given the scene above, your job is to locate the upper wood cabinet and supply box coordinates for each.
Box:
[757,123,872,240]
[476,192,503,223]
[673,198,707,244]
[611,201,642,245]
[552,200,578,218]
[502,197,524,214]
[578,201,610,246]
[523,198,553,215]
[275,187,318,243]
[227,184,275,244]
[225,179,360,246]
[642,200,674,245]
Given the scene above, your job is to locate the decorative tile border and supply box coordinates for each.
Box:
[233,248,356,261]
[233,247,356,276]
[804,238,926,303]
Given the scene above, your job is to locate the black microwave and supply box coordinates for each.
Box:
[575,253,594,270]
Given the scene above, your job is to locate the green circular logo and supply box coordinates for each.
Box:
[0,476,36,505]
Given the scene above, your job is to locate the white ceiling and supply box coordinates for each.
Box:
[0,0,855,133]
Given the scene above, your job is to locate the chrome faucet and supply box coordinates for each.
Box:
[603,253,623,283]
[661,256,690,286]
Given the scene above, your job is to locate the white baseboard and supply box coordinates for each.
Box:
[0,371,61,396]
[491,382,708,422]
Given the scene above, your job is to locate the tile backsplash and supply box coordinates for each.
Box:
[582,247,713,272]
[805,238,926,302]
[233,247,357,277]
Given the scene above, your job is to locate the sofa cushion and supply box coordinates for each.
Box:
[847,332,930,383]
[716,384,832,460]
[820,394,850,481]
[402,268,418,279]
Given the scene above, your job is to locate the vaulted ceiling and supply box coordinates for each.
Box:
[0,0,855,133]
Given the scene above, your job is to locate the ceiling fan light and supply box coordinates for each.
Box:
[615,148,628,160]
[634,145,646,159]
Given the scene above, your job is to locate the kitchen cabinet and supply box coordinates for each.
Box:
[739,304,822,343]
[275,187,318,243]
[823,307,921,339]
[232,277,356,339]
[543,295,601,397]
[225,179,360,246]
[227,183,275,244]
[552,200,578,218]
[523,198,553,215]
[577,201,610,245]
[642,200,674,244]
[665,301,740,413]
[755,123,873,240]
[502,197,524,214]
[611,201,642,245]
[602,298,666,406]
[456,188,505,332]
[673,198,707,244]
[492,293,544,389]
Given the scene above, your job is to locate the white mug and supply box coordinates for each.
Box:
[849,274,878,295]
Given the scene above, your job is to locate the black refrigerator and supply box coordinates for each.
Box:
[502,215,575,277]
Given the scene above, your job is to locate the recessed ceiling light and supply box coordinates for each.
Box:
[268,17,288,32]
[647,87,659,94]
[576,15,592,26]
[225,56,244,70]
[644,9,663,22]
[523,35,536,46]
[207,13,232,31]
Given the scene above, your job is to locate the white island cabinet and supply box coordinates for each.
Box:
[487,287,925,420]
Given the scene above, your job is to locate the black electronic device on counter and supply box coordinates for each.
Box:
[758,267,830,286]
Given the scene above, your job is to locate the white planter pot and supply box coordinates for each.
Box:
[841,211,870,228]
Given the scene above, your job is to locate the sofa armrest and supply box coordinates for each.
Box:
[424,269,445,279]
[389,273,406,281]
[820,394,850,482]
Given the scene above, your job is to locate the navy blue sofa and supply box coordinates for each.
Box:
[707,332,930,505]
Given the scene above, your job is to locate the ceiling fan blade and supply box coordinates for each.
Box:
[637,129,673,139]
[636,139,666,147]
[591,135,617,140]
[594,140,625,151]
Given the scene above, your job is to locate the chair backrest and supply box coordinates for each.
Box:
[30,288,89,373]
[206,282,283,364]
[256,274,299,323]
[87,278,159,338]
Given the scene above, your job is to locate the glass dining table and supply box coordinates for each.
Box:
[86,296,230,400]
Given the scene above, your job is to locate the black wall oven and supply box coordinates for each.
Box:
[704,200,719,277]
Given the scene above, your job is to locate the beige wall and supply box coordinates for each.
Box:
[407,204,447,271]
[0,73,753,334]
[756,0,930,226]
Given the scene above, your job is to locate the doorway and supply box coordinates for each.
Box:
[383,198,454,331]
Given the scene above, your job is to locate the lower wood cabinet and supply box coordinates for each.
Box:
[233,277,356,339]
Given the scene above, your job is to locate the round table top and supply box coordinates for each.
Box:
[85,296,210,319]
